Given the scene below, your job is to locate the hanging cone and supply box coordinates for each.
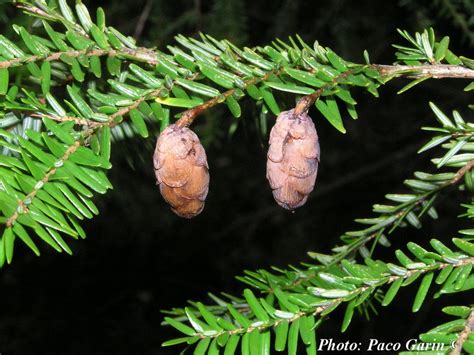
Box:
[154,124,209,218]
[266,109,320,210]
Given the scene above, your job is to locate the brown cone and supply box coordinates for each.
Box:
[266,109,320,210]
[154,124,209,218]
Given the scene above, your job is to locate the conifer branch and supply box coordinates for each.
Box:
[0,1,472,353]
[451,308,474,355]
[175,69,283,128]
[29,112,93,126]
[333,159,474,261]
[294,70,353,115]
[15,2,88,36]
[0,47,159,69]
[4,85,165,230]
[373,64,474,79]
[5,139,81,227]
[264,159,474,293]
[163,248,474,349]
[175,62,474,126]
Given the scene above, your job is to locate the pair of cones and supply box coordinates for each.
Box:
[153,109,320,218]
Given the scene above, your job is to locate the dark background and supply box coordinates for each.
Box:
[0,0,473,353]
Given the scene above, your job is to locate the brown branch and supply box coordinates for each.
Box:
[294,70,353,115]
[0,47,158,69]
[175,69,283,128]
[176,68,351,128]
[29,87,163,128]
[5,139,81,228]
[451,308,474,355]
[107,87,164,127]
[15,2,88,37]
[14,3,55,21]
[373,64,474,79]
[14,1,160,67]
[30,113,95,127]
[33,86,164,125]
[0,48,107,69]
[176,62,474,127]
[293,64,474,117]
[451,160,474,184]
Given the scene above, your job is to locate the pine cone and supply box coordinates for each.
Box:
[266,109,320,210]
[153,124,209,218]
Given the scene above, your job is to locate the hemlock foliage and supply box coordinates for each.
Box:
[0,1,472,354]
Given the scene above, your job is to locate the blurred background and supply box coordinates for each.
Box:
[0,0,473,353]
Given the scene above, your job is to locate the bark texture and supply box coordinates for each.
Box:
[154,124,209,218]
[266,109,320,210]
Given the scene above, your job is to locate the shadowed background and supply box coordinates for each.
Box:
[0,0,472,353]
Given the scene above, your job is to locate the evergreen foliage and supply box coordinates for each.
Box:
[0,1,473,353]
